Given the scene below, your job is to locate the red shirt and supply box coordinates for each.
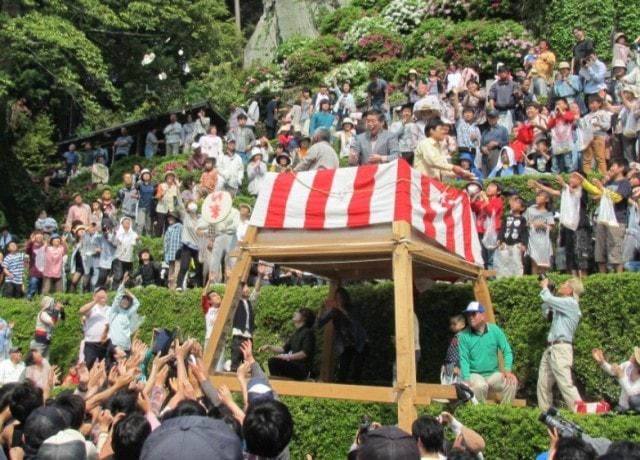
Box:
[471,196,504,234]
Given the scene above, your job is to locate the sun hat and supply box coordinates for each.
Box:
[613,32,627,42]
[558,61,571,70]
[612,59,627,69]
[342,117,355,127]
[408,68,419,75]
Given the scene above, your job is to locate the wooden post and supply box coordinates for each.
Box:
[233,0,241,33]
[203,226,257,373]
[473,271,495,323]
[392,221,417,432]
[473,271,504,369]
[319,280,339,382]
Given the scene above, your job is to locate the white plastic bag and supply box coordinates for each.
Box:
[494,245,524,278]
[559,185,580,231]
[482,212,499,249]
[596,194,619,227]
[575,119,593,152]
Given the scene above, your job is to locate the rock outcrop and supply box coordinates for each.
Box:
[244,0,351,67]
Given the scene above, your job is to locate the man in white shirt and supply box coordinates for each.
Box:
[200,126,223,162]
[0,347,25,385]
[217,140,244,196]
[247,99,260,131]
[236,204,252,242]
[164,113,183,155]
[79,287,111,369]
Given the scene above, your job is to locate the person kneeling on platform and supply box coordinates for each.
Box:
[260,308,316,381]
[459,301,517,404]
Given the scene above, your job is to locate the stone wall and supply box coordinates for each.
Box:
[244,0,351,67]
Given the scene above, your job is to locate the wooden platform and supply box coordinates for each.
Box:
[203,222,520,432]
[210,374,526,407]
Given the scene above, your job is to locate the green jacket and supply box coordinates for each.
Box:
[458,323,513,380]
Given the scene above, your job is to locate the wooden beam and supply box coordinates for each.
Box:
[319,280,339,382]
[473,271,495,323]
[210,374,397,403]
[408,243,482,279]
[391,221,417,433]
[244,241,394,259]
[203,226,257,373]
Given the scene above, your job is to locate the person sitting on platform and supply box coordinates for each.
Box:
[317,287,368,383]
[458,301,517,404]
[260,308,316,381]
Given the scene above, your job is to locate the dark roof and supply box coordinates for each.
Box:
[58,101,227,148]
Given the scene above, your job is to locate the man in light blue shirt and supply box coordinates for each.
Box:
[553,61,583,109]
[579,53,607,96]
[537,277,584,411]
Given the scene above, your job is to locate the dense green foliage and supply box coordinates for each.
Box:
[2,275,640,457]
[2,274,638,404]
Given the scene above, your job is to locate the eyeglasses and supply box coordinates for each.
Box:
[467,312,480,317]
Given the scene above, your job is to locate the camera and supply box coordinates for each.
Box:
[539,408,613,455]
[539,407,583,438]
[538,273,555,293]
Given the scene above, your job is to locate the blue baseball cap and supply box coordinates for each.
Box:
[463,301,485,314]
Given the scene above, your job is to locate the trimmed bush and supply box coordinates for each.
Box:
[318,6,367,35]
[3,275,640,458]
[351,30,404,61]
[284,49,333,86]
[5,274,640,404]
[368,56,446,84]
[405,19,535,75]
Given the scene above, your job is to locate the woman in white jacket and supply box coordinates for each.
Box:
[246,148,267,196]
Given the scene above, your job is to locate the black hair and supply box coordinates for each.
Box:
[335,287,353,311]
[23,349,42,367]
[243,400,293,458]
[510,195,527,211]
[9,382,43,424]
[365,109,385,122]
[237,113,247,120]
[112,413,151,460]
[298,308,316,328]
[0,383,16,413]
[23,407,67,457]
[553,437,597,460]
[411,415,444,453]
[107,389,140,416]
[611,158,630,174]
[446,449,477,460]
[605,440,640,458]
[162,399,206,421]
[587,94,603,105]
[52,391,85,430]
[450,314,465,324]
[425,117,446,137]
[138,248,153,264]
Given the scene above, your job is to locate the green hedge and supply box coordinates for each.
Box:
[285,400,640,459]
[3,275,640,457]
[3,274,639,402]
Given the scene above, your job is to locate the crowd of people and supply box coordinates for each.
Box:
[1,23,640,460]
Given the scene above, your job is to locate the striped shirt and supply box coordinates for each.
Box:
[163,223,183,263]
[2,252,26,285]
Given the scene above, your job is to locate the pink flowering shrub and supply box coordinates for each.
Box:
[353,31,404,61]
[405,19,534,75]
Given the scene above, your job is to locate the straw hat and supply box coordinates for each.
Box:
[612,59,627,69]
[408,68,419,75]
[558,61,571,70]
[164,170,176,180]
[613,32,627,42]
[342,117,355,127]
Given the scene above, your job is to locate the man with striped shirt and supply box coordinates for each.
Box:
[2,241,28,298]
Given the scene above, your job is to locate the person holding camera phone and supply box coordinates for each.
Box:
[31,296,65,359]
[537,276,584,412]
